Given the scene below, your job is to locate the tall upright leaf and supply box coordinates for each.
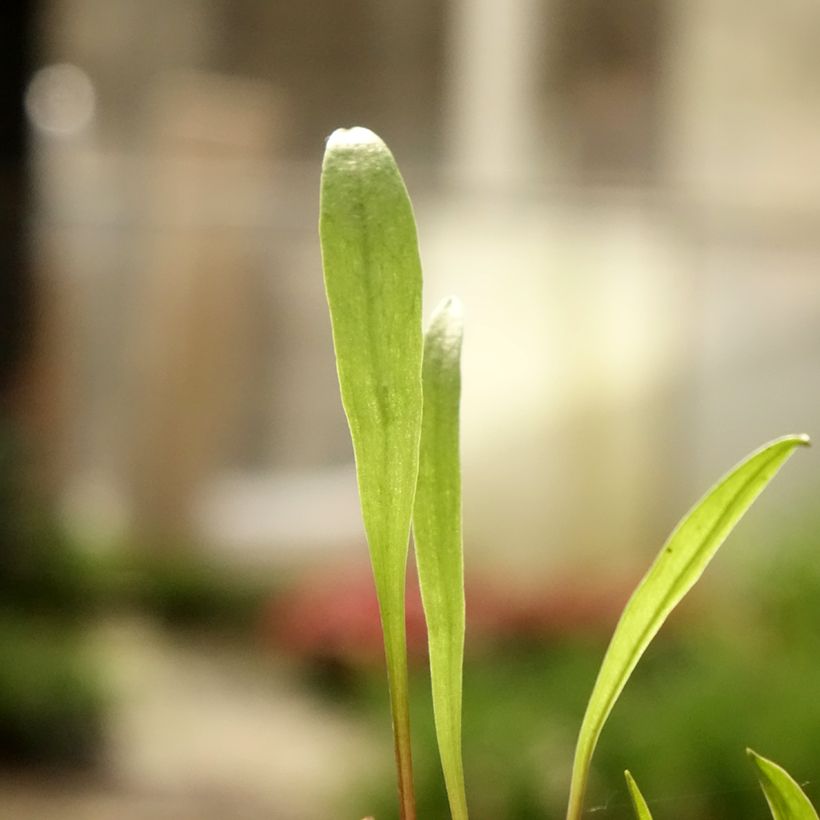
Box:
[624,771,654,820]
[748,749,819,820]
[566,434,810,820]
[319,127,423,820]
[413,297,468,820]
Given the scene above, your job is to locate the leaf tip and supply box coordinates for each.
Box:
[431,294,464,327]
[442,293,463,314]
[426,296,465,365]
[746,747,768,775]
[768,433,810,451]
[325,127,386,160]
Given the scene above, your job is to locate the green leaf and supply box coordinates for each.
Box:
[748,748,819,820]
[319,127,424,820]
[624,771,654,820]
[413,297,468,820]
[566,434,810,820]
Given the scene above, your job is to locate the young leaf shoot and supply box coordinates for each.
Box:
[319,127,424,820]
[625,771,654,820]
[748,748,819,820]
[318,125,814,820]
[413,297,468,820]
[566,435,810,820]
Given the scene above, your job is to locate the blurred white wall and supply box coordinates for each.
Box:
[27,0,820,570]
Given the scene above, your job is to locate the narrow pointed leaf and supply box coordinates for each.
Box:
[748,749,819,820]
[319,127,423,820]
[566,434,810,820]
[625,771,654,820]
[413,297,468,820]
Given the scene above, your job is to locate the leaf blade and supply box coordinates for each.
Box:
[319,127,424,820]
[413,297,468,820]
[566,434,810,820]
[748,749,820,820]
[624,771,654,820]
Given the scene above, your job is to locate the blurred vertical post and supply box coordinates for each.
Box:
[444,0,546,188]
[126,72,277,547]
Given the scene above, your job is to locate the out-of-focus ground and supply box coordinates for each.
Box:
[0,617,378,820]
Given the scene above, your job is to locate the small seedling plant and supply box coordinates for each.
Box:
[318,127,816,820]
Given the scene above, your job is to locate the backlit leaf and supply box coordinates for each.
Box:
[319,127,423,819]
[566,435,810,820]
[413,297,468,820]
[625,771,653,820]
[748,748,819,820]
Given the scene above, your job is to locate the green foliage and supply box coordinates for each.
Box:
[566,436,808,820]
[0,617,104,767]
[121,550,272,633]
[319,125,815,820]
[748,749,819,820]
[625,771,653,820]
[346,623,820,820]
[414,298,468,820]
[0,424,106,768]
[320,127,425,818]
[0,426,103,617]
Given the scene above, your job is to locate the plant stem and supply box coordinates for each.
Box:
[384,601,416,820]
[566,764,588,820]
[390,677,416,820]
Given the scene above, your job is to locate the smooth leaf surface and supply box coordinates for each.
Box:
[566,434,810,820]
[624,771,653,820]
[748,749,819,820]
[413,297,468,820]
[320,127,424,820]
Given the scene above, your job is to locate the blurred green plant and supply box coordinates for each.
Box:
[0,616,104,767]
[318,127,815,820]
[0,426,103,617]
[0,424,107,768]
[119,549,273,633]
[0,422,276,775]
[346,619,820,820]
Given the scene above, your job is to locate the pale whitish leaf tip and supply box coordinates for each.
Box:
[767,433,810,448]
[441,295,463,321]
[326,126,382,150]
[428,296,464,338]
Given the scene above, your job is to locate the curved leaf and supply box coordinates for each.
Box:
[413,297,468,820]
[320,127,423,819]
[748,748,819,820]
[625,771,654,820]
[566,434,810,820]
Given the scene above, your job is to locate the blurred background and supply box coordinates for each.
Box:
[2,0,820,817]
